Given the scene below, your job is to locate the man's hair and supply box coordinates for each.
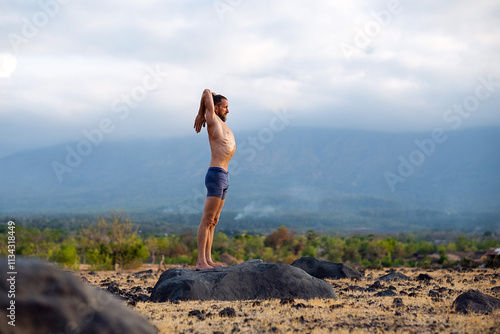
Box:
[213,94,227,107]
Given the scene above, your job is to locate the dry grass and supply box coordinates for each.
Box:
[80,267,500,334]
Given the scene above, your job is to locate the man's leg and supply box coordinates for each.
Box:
[196,196,222,270]
[205,199,225,267]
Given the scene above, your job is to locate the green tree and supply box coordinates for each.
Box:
[79,213,148,270]
[51,238,79,270]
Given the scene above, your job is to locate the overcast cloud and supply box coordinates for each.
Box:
[0,0,499,157]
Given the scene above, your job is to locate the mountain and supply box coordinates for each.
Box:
[1,127,499,220]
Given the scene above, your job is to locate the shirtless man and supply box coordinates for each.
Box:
[194,89,236,270]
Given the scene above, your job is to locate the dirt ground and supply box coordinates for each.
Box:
[78,265,500,334]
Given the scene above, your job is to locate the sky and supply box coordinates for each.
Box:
[0,0,499,157]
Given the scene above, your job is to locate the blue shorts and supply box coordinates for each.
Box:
[205,167,229,199]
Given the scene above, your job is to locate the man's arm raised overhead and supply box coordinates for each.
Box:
[194,89,216,133]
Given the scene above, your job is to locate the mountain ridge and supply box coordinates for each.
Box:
[1,126,499,215]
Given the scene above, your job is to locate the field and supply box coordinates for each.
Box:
[80,265,500,334]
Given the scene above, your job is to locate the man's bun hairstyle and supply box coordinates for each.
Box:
[213,94,227,106]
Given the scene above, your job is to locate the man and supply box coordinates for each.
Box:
[194,89,236,270]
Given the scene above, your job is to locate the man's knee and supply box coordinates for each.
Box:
[201,215,218,228]
[200,216,213,228]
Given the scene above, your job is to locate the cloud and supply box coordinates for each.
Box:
[0,0,499,157]
[0,53,17,78]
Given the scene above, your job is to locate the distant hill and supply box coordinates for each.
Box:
[1,127,499,219]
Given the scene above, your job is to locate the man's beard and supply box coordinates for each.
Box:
[217,112,226,122]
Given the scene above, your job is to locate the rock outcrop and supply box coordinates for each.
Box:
[150,259,337,302]
[0,258,157,334]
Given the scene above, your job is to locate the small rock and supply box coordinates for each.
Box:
[219,307,236,317]
[429,290,440,298]
[291,257,363,279]
[344,286,366,292]
[292,303,307,309]
[131,286,143,293]
[330,304,345,310]
[417,273,436,281]
[134,269,153,276]
[188,310,206,320]
[369,281,384,289]
[377,272,410,282]
[393,297,404,308]
[280,298,295,305]
[375,290,397,297]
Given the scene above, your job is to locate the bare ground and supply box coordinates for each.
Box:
[78,265,500,334]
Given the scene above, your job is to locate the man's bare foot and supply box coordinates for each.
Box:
[207,260,225,268]
[195,263,213,271]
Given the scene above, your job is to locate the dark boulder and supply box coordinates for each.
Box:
[417,273,436,281]
[291,257,363,280]
[452,290,500,314]
[0,258,157,334]
[150,260,337,302]
[377,272,410,282]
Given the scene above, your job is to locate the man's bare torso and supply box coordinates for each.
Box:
[208,117,235,171]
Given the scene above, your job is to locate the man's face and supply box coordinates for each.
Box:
[215,99,229,122]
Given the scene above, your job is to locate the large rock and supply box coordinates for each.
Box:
[452,290,500,314]
[0,258,156,334]
[150,259,337,302]
[291,257,363,280]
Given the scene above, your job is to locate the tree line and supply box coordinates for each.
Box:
[1,213,498,270]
